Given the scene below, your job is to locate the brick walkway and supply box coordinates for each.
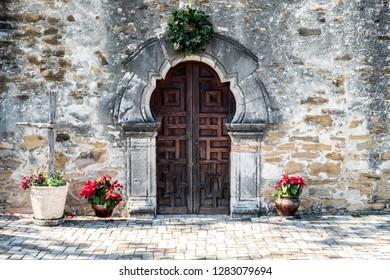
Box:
[0,214,389,260]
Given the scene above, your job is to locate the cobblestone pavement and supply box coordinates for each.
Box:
[0,214,389,260]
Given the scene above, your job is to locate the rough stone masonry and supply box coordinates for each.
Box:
[0,0,389,216]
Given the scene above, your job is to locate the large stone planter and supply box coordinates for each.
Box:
[30,184,68,226]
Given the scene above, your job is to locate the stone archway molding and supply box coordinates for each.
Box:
[116,34,273,218]
[115,34,272,125]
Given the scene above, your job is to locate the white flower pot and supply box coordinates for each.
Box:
[30,184,68,226]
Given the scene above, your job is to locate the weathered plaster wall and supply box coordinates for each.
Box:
[0,0,389,215]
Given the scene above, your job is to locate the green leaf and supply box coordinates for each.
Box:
[291,185,299,196]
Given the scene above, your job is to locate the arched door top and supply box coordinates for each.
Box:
[115,34,273,126]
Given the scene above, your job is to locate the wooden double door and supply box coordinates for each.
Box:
[151,62,235,214]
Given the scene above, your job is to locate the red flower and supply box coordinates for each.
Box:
[105,190,122,202]
[79,175,124,210]
[20,175,33,190]
[274,174,305,198]
[80,180,98,199]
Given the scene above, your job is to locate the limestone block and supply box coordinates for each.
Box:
[304,115,333,126]
[1,158,21,169]
[67,15,76,22]
[310,162,341,178]
[298,27,321,36]
[301,96,329,105]
[0,142,13,149]
[123,23,136,34]
[54,152,68,170]
[23,135,47,150]
[75,150,106,169]
[279,143,296,151]
[302,144,332,151]
[377,182,390,199]
[333,76,345,87]
[367,201,385,210]
[0,170,12,181]
[41,69,65,81]
[25,12,43,22]
[264,157,282,163]
[325,152,344,161]
[322,199,347,209]
[292,152,319,159]
[349,119,363,128]
[42,35,62,45]
[289,136,320,143]
[27,54,43,64]
[300,199,315,209]
[381,152,390,160]
[308,187,332,198]
[284,161,304,174]
[347,189,362,202]
[94,50,109,65]
[347,202,364,212]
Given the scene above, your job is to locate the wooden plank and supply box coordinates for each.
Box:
[192,63,200,214]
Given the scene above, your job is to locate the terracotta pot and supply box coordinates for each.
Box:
[274,196,300,216]
[30,184,68,226]
[91,204,114,218]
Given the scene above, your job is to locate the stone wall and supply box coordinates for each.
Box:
[0,0,388,216]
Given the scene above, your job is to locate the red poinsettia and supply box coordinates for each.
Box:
[80,175,124,210]
[274,174,305,198]
[79,180,98,199]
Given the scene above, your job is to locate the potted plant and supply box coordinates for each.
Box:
[20,169,68,226]
[273,174,305,216]
[79,175,124,218]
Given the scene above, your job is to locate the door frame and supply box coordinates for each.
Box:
[118,35,271,218]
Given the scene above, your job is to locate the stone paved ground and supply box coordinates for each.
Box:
[0,214,389,260]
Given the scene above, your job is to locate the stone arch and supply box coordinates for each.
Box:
[117,34,273,218]
[115,34,273,126]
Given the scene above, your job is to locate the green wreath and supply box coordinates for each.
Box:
[167,6,213,54]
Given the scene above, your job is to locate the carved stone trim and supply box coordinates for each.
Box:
[117,34,274,218]
[125,122,159,218]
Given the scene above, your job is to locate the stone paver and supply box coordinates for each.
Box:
[0,214,389,260]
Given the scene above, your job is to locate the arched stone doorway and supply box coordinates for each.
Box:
[116,34,273,218]
[151,62,235,214]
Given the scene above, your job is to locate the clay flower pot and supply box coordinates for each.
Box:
[91,204,114,218]
[274,196,300,216]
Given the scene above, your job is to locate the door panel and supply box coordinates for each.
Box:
[153,77,189,214]
[152,62,234,214]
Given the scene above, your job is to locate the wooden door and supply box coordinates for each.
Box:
[151,62,235,214]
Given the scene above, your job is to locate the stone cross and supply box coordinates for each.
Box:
[16,91,61,177]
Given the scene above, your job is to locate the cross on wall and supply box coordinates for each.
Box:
[16,91,67,177]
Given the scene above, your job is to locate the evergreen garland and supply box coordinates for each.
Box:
[167,6,213,54]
